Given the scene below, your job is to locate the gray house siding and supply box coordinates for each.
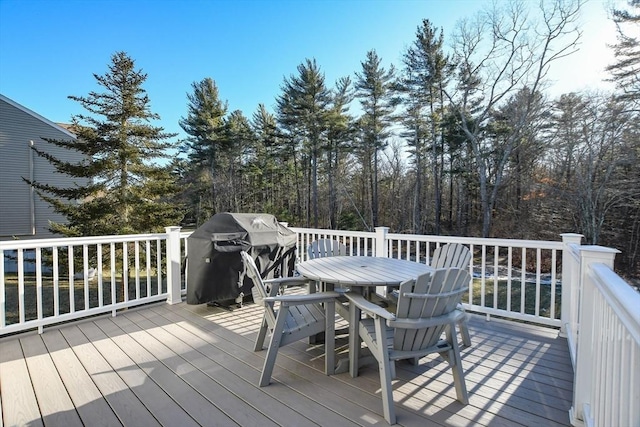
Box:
[0,95,87,240]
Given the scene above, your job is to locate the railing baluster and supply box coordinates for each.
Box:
[83,244,89,311]
[110,243,116,312]
[466,244,473,305]
[520,247,526,314]
[122,242,128,302]
[506,246,513,313]
[535,248,541,317]
[0,249,5,328]
[68,245,74,313]
[135,240,140,300]
[18,249,25,324]
[480,245,486,310]
[53,247,59,317]
[36,248,42,333]
[146,240,151,297]
[156,239,162,294]
[97,244,103,307]
[493,245,499,310]
[550,249,557,319]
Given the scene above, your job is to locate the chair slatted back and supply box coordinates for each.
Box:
[307,239,348,260]
[393,268,471,352]
[242,251,279,326]
[431,243,471,269]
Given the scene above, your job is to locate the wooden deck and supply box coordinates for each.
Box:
[0,299,573,426]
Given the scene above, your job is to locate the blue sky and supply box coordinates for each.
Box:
[0,0,619,142]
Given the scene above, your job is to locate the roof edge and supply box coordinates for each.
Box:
[0,94,76,139]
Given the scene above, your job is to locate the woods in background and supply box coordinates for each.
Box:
[29,0,639,279]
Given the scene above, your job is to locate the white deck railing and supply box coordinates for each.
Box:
[293,226,565,327]
[0,227,183,335]
[1,225,638,426]
[564,245,640,427]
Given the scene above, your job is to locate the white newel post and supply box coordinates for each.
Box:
[560,233,583,344]
[375,227,389,258]
[165,226,182,305]
[569,245,619,426]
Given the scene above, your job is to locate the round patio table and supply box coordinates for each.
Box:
[296,255,433,288]
[296,255,434,374]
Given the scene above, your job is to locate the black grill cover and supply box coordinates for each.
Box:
[186,213,297,305]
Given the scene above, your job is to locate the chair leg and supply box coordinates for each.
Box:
[459,317,471,347]
[374,318,396,425]
[349,303,361,378]
[325,302,335,375]
[447,326,469,404]
[457,306,471,347]
[254,317,268,352]
[259,307,289,387]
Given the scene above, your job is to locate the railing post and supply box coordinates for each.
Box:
[559,233,583,341]
[569,245,620,426]
[375,226,389,257]
[165,226,182,305]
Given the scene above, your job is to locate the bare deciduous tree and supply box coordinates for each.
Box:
[445,0,582,236]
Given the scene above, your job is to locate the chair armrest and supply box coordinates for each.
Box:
[264,277,310,287]
[264,291,340,306]
[344,292,395,320]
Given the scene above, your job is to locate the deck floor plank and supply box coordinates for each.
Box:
[0,301,573,427]
[76,320,202,427]
[110,311,280,427]
[181,303,541,427]
[151,303,366,427]
[19,334,83,427]
[176,304,444,426]
[0,339,44,427]
[40,329,123,427]
[58,325,162,427]
[93,316,239,427]
[131,308,321,427]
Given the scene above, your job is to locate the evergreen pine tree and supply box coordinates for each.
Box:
[25,51,182,236]
[179,77,228,223]
[398,19,449,234]
[354,50,396,228]
[606,0,640,112]
[276,58,331,227]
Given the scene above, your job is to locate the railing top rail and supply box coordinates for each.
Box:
[382,233,564,250]
[0,232,168,250]
[289,227,376,238]
[590,262,640,344]
[565,243,582,261]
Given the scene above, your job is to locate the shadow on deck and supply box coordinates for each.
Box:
[0,300,573,426]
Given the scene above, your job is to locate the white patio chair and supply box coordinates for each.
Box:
[240,251,339,387]
[345,267,471,424]
[431,243,473,346]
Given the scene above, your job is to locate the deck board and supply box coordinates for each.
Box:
[59,324,161,427]
[19,334,83,427]
[132,309,337,427]
[0,339,43,427]
[154,304,365,426]
[40,329,123,427]
[0,300,573,426]
[76,321,201,427]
